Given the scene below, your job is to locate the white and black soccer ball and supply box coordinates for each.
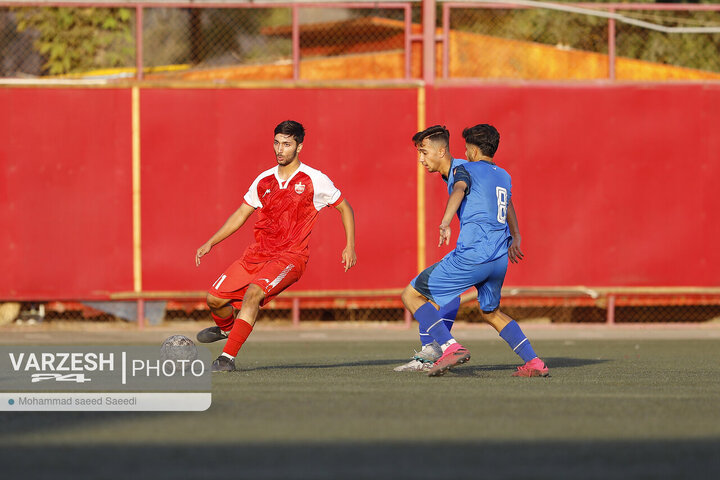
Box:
[160,335,198,363]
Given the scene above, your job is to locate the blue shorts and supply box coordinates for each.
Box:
[411,251,508,312]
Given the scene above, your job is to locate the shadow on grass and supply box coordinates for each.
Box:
[449,356,609,377]
[240,356,608,374]
[241,358,402,372]
[2,439,719,479]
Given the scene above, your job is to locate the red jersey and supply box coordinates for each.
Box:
[241,163,343,261]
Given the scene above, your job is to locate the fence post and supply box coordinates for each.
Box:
[608,8,616,81]
[135,6,143,81]
[292,5,300,81]
[404,3,412,80]
[137,299,145,329]
[606,294,616,325]
[422,0,436,85]
[292,298,300,326]
[442,3,450,79]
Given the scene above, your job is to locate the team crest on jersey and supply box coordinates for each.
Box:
[294,182,305,194]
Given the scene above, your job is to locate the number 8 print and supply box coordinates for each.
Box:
[496,187,508,224]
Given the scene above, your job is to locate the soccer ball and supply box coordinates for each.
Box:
[160,335,198,364]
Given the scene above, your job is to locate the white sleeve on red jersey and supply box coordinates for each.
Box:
[243,167,275,209]
[304,165,343,211]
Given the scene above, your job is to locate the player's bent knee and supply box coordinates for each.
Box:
[243,284,266,306]
[206,293,228,311]
[401,285,419,305]
[479,308,499,323]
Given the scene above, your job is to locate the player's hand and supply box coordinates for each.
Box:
[508,235,524,263]
[195,242,212,267]
[341,246,357,272]
[439,223,451,246]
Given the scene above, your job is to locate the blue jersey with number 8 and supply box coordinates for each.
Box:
[450,161,512,263]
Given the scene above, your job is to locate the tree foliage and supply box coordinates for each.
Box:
[13,7,133,75]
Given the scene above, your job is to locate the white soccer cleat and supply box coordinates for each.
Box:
[393,358,432,372]
[415,341,443,363]
[393,342,443,372]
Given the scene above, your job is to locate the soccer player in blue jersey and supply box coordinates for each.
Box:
[394,126,463,372]
[401,124,549,377]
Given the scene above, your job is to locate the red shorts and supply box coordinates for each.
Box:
[208,254,306,309]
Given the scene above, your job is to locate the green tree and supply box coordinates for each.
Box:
[13,7,133,75]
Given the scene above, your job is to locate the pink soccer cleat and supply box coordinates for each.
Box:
[427,343,471,377]
[512,357,549,377]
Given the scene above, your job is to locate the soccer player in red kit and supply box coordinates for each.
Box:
[195,120,357,372]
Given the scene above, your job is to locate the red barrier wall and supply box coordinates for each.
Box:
[426,84,720,287]
[2,84,719,301]
[0,88,134,299]
[140,88,419,293]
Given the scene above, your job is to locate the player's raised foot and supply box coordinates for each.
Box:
[196,326,229,343]
[393,342,442,372]
[427,343,471,377]
[211,355,236,372]
[512,357,549,377]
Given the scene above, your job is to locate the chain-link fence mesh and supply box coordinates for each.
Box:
[3,3,720,81]
[446,5,720,80]
[615,9,720,76]
[447,7,609,80]
[1,6,137,77]
[4,295,720,325]
[142,8,293,72]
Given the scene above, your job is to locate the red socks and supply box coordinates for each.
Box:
[222,319,254,357]
[211,311,234,332]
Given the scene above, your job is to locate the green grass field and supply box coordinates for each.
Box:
[2,324,720,479]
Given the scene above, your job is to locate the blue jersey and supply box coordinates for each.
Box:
[444,158,468,195]
[449,161,512,263]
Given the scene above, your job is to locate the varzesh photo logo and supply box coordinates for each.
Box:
[0,337,212,411]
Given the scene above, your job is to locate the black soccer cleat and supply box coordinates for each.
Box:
[196,326,229,343]
[211,355,236,372]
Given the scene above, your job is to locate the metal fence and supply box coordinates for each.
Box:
[5,290,720,326]
[2,2,720,81]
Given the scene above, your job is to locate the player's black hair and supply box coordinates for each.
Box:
[274,120,305,144]
[462,124,500,158]
[412,125,450,148]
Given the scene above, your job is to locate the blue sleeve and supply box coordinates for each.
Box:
[452,164,471,195]
[507,173,512,200]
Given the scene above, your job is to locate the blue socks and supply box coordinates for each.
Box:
[415,301,538,363]
[414,303,454,346]
[419,297,460,346]
[499,320,537,363]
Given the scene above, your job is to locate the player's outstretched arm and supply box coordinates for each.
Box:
[507,199,524,264]
[438,181,467,246]
[334,199,357,272]
[195,203,256,266]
